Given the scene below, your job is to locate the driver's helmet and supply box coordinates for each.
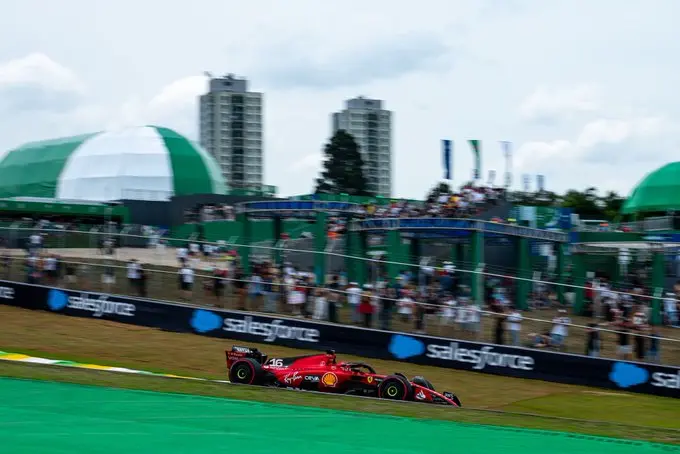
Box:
[412,376,435,390]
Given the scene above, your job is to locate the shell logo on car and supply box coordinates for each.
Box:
[321,372,338,387]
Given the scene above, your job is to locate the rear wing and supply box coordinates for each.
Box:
[225,346,268,369]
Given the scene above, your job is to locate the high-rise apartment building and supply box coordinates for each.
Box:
[199,74,263,190]
[331,97,392,197]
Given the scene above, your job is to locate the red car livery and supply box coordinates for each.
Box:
[225,346,462,407]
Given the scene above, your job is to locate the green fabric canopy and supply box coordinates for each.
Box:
[0,126,227,202]
[621,162,680,214]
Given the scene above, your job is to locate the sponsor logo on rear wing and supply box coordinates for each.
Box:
[227,346,257,364]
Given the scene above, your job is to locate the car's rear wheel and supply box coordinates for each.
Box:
[229,358,262,385]
[378,375,413,400]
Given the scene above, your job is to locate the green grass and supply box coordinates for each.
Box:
[2,304,679,445]
[1,361,678,445]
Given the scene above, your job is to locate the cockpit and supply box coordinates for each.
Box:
[339,362,377,374]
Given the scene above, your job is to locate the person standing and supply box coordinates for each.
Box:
[380,287,396,330]
[126,259,140,294]
[178,263,194,301]
[248,271,263,311]
[493,306,506,345]
[614,314,633,360]
[138,264,147,298]
[262,271,275,313]
[327,275,340,323]
[632,305,649,360]
[359,287,375,328]
[29,232,42,256]
[233,266,247,310]
[346,282,362,324]
[664,292,678,327]
[313,288,328,320]
[585,323,601,357]
[212,265,227,307]
[506,309,523,346]
[550,309,570,349]
[647,328,661,363]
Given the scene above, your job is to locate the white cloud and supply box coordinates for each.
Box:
[107,76,207,135]
[514,115,678,194]
[288,153,322,173]
[253,32,453,90]
[0,53,83,92]
[0,53,85,113]
[575,117,670,149]
[147,76,206,120]
[518,85,600,123]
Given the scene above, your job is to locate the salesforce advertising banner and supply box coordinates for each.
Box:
[1,279,677,398]
[380,333,679,397]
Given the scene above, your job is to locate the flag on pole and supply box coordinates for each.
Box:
[487,170,496,186]
[501,141,512,188]
[469,140,481,180]
[441,139,452,180]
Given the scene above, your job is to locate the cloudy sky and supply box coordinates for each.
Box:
[1,0,678,199]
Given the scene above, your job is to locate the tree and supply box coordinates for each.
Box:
[512,186,626,219]
[425,182,452,201]
[601,190,625,219]
[314,130,371,196]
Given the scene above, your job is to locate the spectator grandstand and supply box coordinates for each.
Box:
[0,175,678,369]
[0,221,677,367]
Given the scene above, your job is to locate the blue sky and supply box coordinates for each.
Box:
[1,0,678,198]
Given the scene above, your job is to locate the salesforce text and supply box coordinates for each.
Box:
[68,294,136,317]
[223,316,320,343]
[0,287,14,300]
[426,343,535,371]
[651,371,680,389]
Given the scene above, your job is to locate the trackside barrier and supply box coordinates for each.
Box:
[1,280,678,398]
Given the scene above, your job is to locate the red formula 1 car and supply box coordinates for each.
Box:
[225,346,462,407]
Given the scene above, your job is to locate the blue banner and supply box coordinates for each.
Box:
[0,280,678,398]
[442,139,452,180]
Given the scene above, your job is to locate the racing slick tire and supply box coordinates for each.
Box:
[229,358,262,385]
[378,375,413,401]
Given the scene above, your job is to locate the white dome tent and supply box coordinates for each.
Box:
[0,126,227,202]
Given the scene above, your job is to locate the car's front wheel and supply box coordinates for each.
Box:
[378,375,413,400]
[229,358,262,385]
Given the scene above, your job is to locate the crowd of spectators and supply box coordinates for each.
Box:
[183,185,505,224]
[353,185,504,219]
[2,223,675,365]
[3,183,676,366]
[184,204,235,223]
[0,215,115,231]
[163,245,671,363]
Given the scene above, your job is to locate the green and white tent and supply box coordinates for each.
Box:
[0,126,227,202]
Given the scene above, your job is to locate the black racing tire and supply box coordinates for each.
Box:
[229,358,262,385]
[378,375,413,401]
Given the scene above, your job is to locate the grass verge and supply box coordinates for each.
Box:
[1,361,678,445]
[1,305,679,444]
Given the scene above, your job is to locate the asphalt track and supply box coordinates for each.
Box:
[0,378,676,454]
